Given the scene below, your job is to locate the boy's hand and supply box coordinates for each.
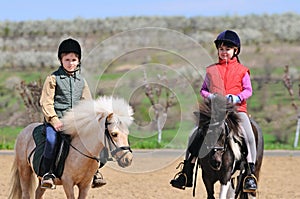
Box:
[54,121,64,132]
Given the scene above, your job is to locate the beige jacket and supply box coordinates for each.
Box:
[40,74,92,127]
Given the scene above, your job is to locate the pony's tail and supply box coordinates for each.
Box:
[8,157,22,199]
[8,156,36,199]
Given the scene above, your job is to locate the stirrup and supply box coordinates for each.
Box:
[243,174,257,193]
[173,172,187,188]
[41,173,56,189]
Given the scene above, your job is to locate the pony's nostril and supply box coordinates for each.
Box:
[211,161,221,169]
[126,157,132,165]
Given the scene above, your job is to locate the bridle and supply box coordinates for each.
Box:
[103,118,132,163]
[193,119,231,196]
[68,116,132,163]
[204,119,231,171]
[206,120,230,153]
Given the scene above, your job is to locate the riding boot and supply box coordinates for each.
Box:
[243,162,257,193]
[92,168,107,188]
[41,157,56,189]
[170,160,195,190]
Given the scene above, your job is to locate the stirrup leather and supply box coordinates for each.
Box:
[243,174,257,193]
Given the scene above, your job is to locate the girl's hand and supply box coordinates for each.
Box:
[208,93,216,99]
[226,94,241,104]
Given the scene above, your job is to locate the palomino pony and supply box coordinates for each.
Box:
[8,96,134,199]
[193,96,263,199]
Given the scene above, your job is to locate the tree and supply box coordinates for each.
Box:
[17,80,43,123]
[143,71,177,143]
[282,65,300,147]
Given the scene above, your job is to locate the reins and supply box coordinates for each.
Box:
[68,140,100,162]
[66,116,132,163]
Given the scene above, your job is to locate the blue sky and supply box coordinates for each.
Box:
[1,0,300,21]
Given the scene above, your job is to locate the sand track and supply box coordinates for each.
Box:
[1,151,300,199]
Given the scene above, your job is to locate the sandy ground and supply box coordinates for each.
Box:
[1,150,300,199]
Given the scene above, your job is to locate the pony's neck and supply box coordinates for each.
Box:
[71,134,104,157]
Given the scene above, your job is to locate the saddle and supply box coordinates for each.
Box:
[30,124,71,178]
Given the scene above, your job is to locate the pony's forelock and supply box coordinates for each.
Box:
[94,96,134,127]
[62,96,134,136]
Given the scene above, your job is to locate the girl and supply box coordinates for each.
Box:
[170,30,257,193]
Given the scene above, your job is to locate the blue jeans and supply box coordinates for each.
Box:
[43,124,57,160]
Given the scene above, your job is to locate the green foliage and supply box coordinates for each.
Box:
[0,126,21,149]
[1,125,300,150]
[98,73,124,81]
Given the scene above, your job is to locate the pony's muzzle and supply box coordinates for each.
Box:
[117,151,133,168]
[209,148,224,170]
[209,159,222,170]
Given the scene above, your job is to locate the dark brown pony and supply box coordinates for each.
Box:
[194,96,263,199]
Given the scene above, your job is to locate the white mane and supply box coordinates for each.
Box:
[62,96,134,136]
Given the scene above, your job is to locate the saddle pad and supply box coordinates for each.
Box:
[32,124,71,178]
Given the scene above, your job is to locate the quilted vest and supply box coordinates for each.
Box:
[206,58,249,113]
[53,67,85,118]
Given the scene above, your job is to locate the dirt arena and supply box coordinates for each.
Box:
[1,150,300,199]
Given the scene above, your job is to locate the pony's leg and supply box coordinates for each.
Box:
[18,164,35,199]
[250,194,256,199]
[226,181,236,199]
[202,172,216,199]
[62,182,76,199]
[35,181,46,199]
[76,179,93,199]
[77,185,90,199]
[219,181,232,199]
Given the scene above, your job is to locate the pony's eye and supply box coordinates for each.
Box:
[111,132,118,137]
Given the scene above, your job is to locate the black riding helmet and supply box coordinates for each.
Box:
[58,38,81,61]
[58,38,82,73]
[214,30,241,55]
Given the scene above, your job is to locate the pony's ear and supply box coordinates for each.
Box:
[106,113,114,122]
[194,111,210,124]
[97,112,105,122]
[193,111,200,119]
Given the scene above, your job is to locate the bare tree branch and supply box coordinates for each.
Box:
[17,80,43,122]
[143,70,177,143]
[283,65,294,97]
